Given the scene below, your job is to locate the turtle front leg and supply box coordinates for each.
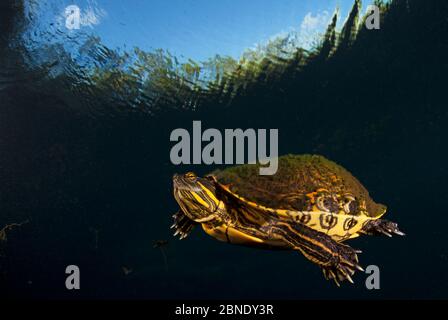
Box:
[171,210,197,239]
[360,219,405,237]
[260,221,363,286]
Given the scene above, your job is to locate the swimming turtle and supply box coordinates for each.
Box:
[171,154,404,285]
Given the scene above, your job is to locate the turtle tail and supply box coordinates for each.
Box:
[360,219,405,237]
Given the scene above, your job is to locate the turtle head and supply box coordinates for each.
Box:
[173,172,221,222]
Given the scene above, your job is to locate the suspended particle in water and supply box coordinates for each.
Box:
[153,240,169,270]
[0,220,29,242]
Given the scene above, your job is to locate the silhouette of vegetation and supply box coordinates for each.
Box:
[8,0,396,116]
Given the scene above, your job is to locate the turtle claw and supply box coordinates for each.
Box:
[322,269,340,286]
[355,264,365,272]
[171,210,197,240]
[346,274,354,284]
[179,233,188,240]
[382,231,393,237]
[323,265,357,286]
[320,243,362,286]
[332,277,341,287]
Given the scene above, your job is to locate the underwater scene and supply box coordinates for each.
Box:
[1,0,448,300]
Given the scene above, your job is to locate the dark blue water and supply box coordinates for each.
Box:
[1,0,448,299]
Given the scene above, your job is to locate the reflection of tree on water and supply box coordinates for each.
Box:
[13,0,392,116]
[8,0,441,123]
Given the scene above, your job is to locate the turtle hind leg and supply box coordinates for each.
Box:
[360,219,405,237]
[261,221,362,285]
[320,242,364,286]
[171,210,197,239]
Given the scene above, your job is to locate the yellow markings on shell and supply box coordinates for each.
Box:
[324,212,368,239]
[306,192,317,203]
[218,182,373,242]
[286,210,372,240]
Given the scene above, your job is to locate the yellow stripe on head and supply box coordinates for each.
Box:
[192,191,210,208]
[198,181,220,206]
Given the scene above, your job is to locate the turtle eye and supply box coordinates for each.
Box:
[184,172,197,181]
